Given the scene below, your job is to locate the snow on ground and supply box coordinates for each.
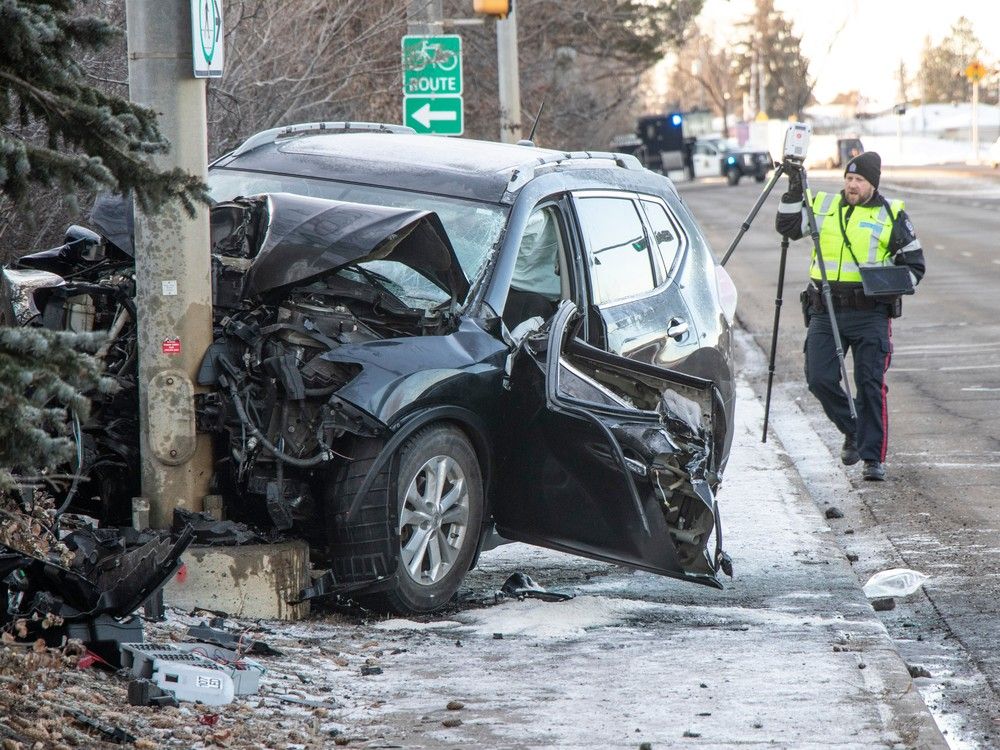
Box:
[4,371,946,748]
[133,377,936,748]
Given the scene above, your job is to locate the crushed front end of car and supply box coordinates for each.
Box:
[195,193,505,605]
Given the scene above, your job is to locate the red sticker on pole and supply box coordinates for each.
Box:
[162,337,182,355]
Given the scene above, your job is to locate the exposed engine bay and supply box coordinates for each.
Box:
[2,194,466,546]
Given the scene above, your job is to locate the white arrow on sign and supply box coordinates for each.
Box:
[413,102,457,128]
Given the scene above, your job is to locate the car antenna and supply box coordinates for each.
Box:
[519,99,545,146]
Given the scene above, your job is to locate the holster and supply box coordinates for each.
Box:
[799,288,811,327]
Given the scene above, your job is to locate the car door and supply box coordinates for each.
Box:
[692,143,718,178]
[569,191,700,370]
[492,300,723,586]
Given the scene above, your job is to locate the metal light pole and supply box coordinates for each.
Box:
[497,2,522,142]
[407,0,443,35]
[126,0,215,528]
[972,79,980,163]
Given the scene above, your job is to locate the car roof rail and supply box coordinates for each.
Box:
[228,121,416,159]
[506,150,644,192]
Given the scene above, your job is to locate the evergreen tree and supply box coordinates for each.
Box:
[734,0,813,119]
[0,327,110,491]
[0,1,201,502]
[918,18,993,105]
[0,0,207,211]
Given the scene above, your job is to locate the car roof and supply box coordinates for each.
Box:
[212,130,643,204]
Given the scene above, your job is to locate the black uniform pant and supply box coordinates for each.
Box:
[805,307,892,462]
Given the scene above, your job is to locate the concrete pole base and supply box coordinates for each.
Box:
[164,540,311,621]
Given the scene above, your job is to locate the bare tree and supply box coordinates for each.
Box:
[5,0,705,254]
[209,1,406,155]
[667,32,738,135]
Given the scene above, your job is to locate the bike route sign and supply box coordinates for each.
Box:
[191,0,224,78]
[402,35,463,135]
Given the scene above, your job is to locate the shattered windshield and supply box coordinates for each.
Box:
[208,169,507,305]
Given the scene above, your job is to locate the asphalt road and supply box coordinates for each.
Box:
[679,167,1000,748]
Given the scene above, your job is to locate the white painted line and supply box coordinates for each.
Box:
[960,251,973,257]
[895,451,1000,456]
[893,341,1000,352]
[940,363,1000,371]
[962,387,1000,392]
[918,463,1000,469]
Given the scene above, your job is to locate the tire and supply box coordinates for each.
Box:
[726,168,740,186]
[755,173,766,183]
[344,424,483,614]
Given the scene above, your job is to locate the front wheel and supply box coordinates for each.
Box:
[726,167,741,186]
[377,424,484,613]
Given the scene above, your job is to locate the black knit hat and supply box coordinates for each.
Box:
[845,151,881,189]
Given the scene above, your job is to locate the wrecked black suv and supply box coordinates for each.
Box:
[5,123,737,613]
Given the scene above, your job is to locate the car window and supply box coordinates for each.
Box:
[575,196,655,304]
[641,199,683,275]
[510,206,563,301]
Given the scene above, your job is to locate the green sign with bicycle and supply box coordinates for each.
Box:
[402,35,464,135]
[402,35,462,95]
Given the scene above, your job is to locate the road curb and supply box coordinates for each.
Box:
[734,327,949,749]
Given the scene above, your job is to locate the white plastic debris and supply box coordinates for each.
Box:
[862,568,929,599]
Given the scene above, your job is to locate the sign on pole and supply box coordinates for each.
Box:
[191,0,224,78]
[404,96,463,136]
[965,60,987,83]
[402,35,463,135]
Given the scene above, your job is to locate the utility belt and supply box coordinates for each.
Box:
[800,283,901,324]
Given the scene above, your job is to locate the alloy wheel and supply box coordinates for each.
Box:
[398,454,471,585]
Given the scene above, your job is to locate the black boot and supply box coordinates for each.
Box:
[841,435,860,466]
[862,460,886,481]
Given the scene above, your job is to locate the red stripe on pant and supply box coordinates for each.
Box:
[880,319,892,462]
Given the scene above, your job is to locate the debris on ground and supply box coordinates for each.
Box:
[1,493,193,666]
[862,568,930,599]
[500,571,574,602]
[172,508,283,547]
[186,621,283,656]
[871,597,897,612]
[908,663,933,679]
[825,506,845,519]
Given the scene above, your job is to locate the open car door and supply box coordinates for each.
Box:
[494,301,731,587]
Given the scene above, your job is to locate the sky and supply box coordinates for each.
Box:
[696,0,1000,108]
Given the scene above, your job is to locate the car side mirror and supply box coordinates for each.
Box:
[62,225,104,262]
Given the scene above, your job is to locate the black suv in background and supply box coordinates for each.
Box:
[5,122,738,613]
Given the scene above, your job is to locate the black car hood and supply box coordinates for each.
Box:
[243,193,470,302]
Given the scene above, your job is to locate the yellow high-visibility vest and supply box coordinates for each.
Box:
[809,191,904,283]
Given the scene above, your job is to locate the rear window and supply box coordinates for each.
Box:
[574,196,656,304]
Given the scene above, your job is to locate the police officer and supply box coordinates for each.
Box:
[775,152,925,481]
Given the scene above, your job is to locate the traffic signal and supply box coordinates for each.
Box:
[473,0,510,19]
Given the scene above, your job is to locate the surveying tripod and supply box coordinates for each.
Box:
[720,160,858,442]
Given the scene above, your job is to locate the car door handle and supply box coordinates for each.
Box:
[667,318,689,341]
